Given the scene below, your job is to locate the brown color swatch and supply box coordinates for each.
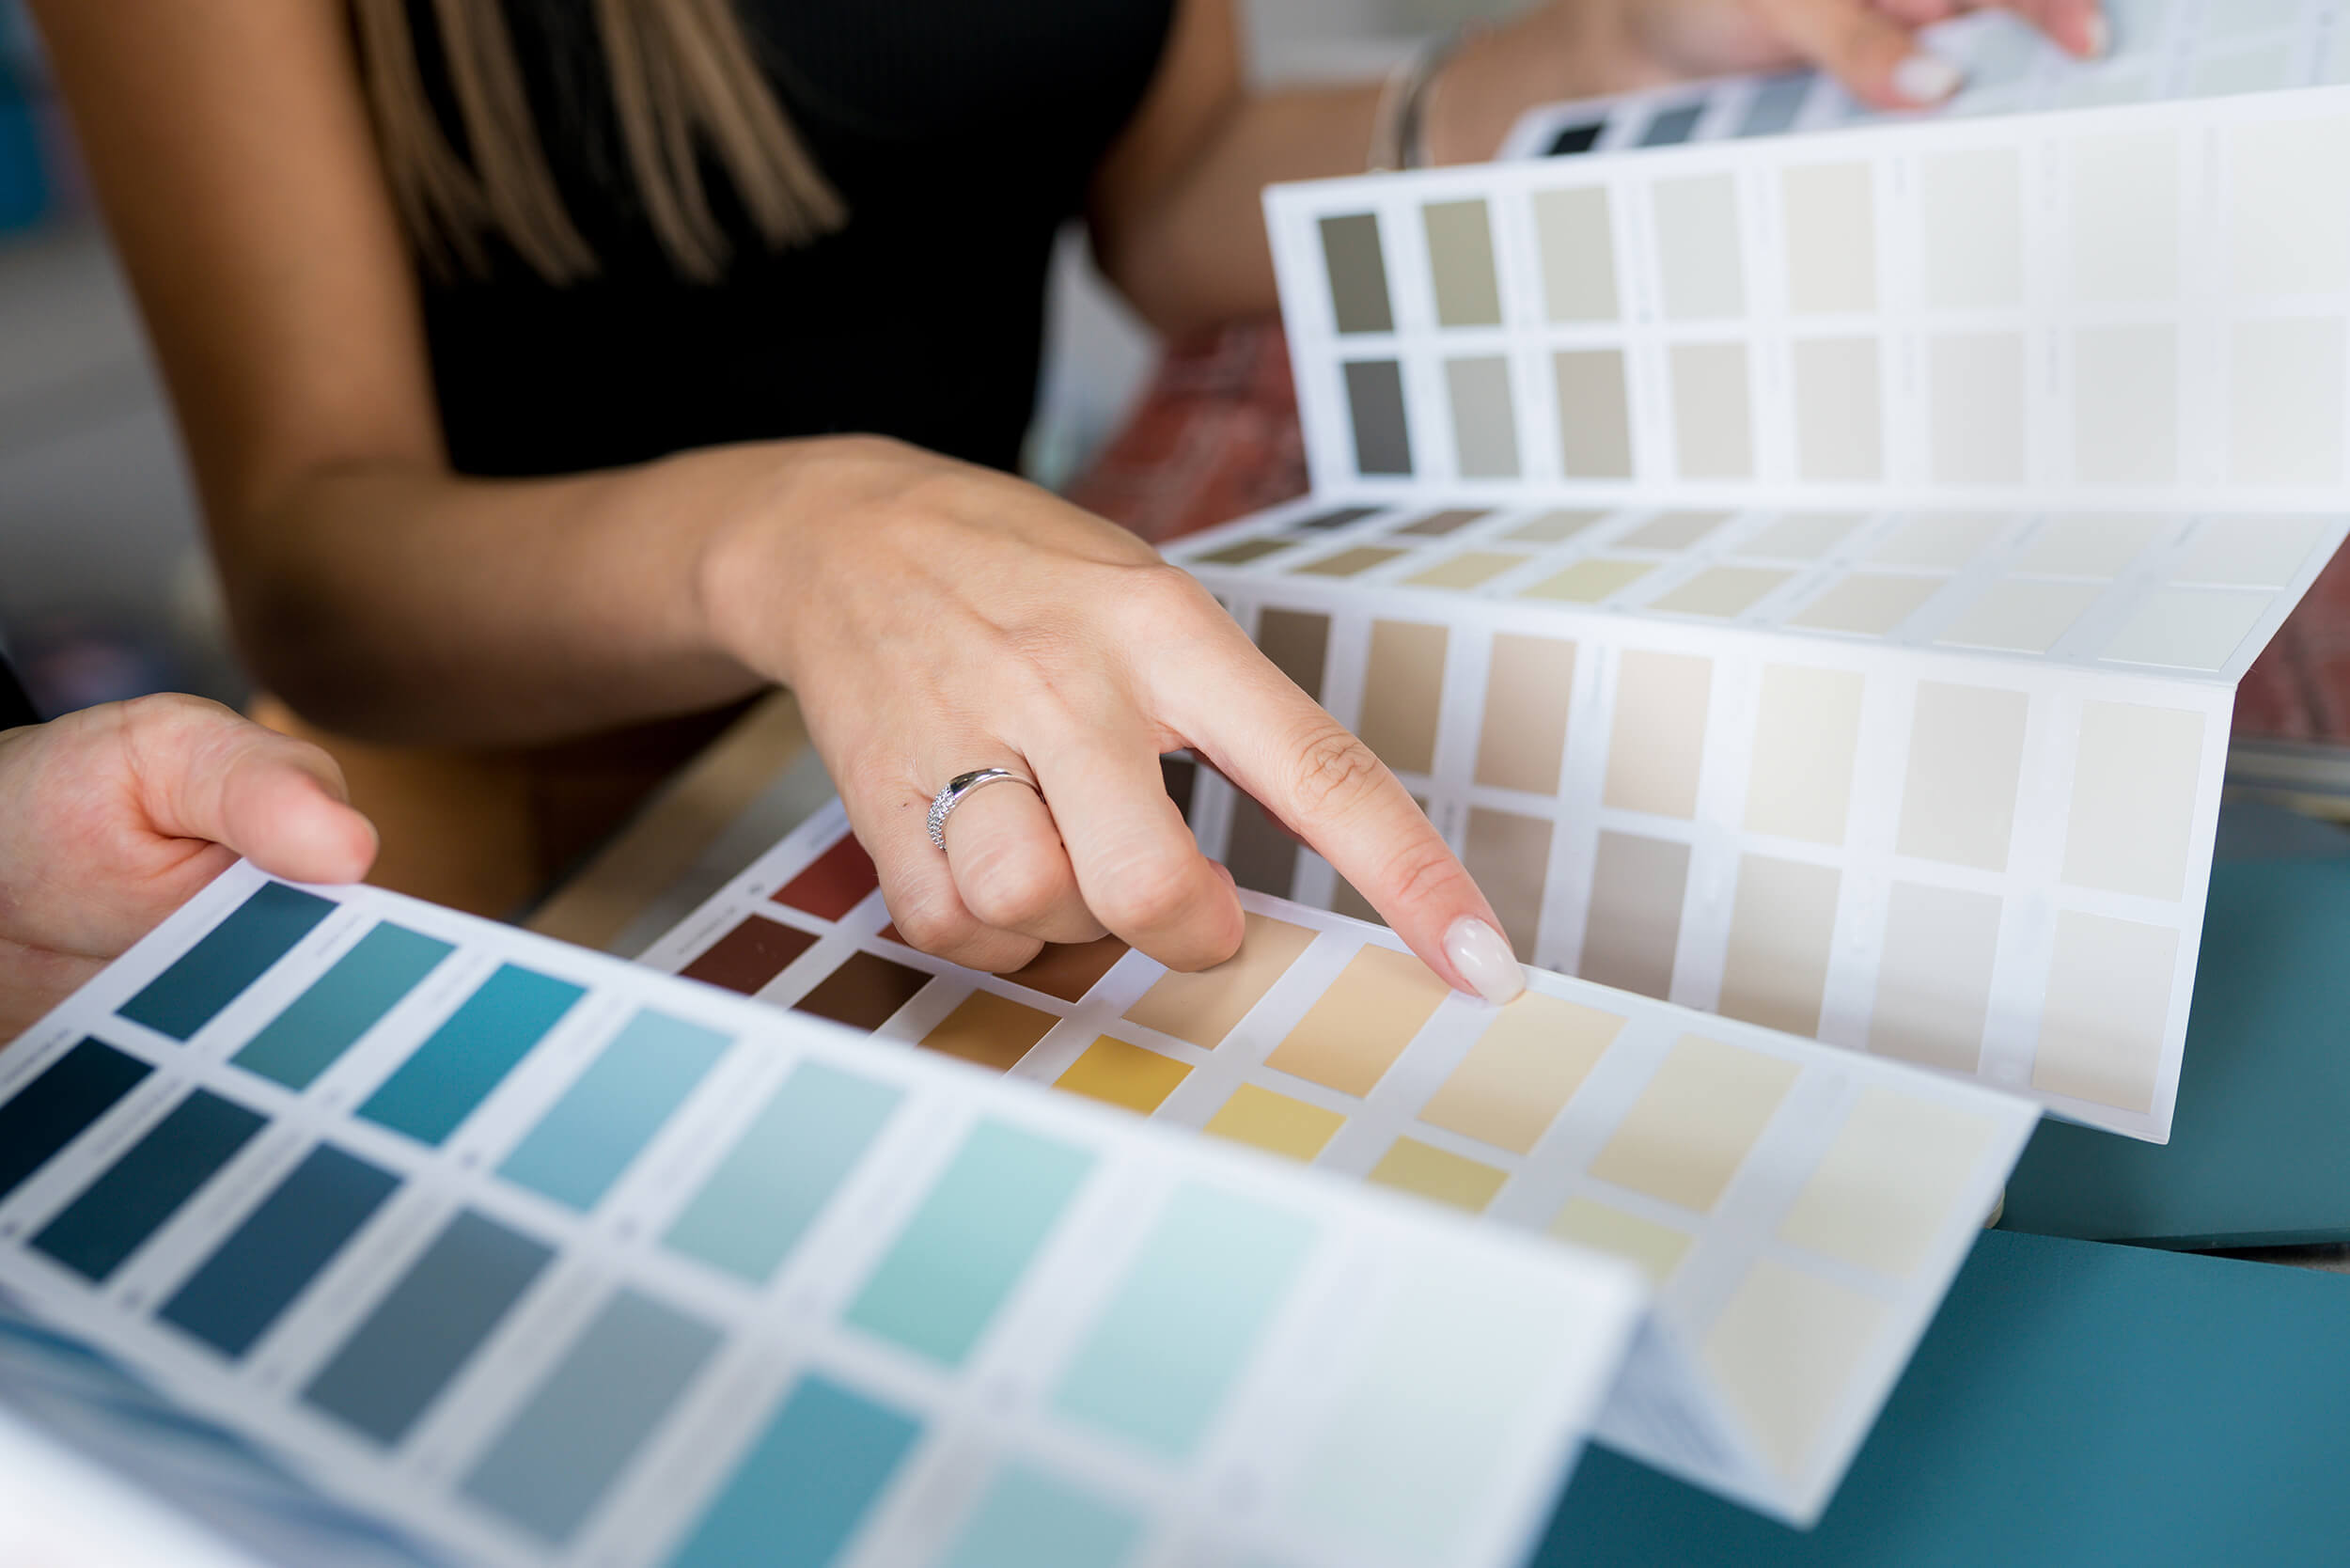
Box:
[1581,833,1690,1001]
[1477,634,1575,794]
[1265,946,1450,1097]
[775,834,880,921]
[1124,913,1317,1048]
[1463,809,1552,964]
[1004,937,1129,1004]
[1397,509,1489,537]
[681,915,817,996]
[1359,621,1449,776]
[1257,610,1331,702]
[791,951,931,1032]
[917,991,1060,1074]
[1192,538,1292,568]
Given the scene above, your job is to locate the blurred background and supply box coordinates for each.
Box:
[0,0,1517,721]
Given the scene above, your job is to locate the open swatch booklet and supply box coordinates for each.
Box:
[6,10,2350,1566]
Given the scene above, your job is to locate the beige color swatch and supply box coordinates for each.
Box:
[2230,117,2350,296]
[1124,913,1316,1047]
[1358,620,1449,776]
[1921,148,2024,308]
[1605,651,1713,818]
[1869,513,2003,571]
[1463,808,1553,964]
[1194,538,1292,568]
[2072,128,2178,304]
[1703,1260,1889,1482]
[1549,1199,1692,1285]
[1521,558,1655,604]
[1745,665,1864,845]
[1588,1034,1800,1213]
[1265,945,1451,1097]
[2061,701,2205,902]
[1789,573,1942,636]
[1422,992,1622,1154]
[1554,349,1636,478]
[2075,324,2177,484]
[1423,198,1503,327]
[1622,511,1731,551]
[1055,1037,1191,1115]
[1406,550,1527,590]
[1533,185,1621,321]
[1508,510,1607,544]
[1258,608,1330,702]
[1793,338,1884,480]
[1778,1088,1998,1278]
[1294,544,1408,579]
[1781,162,1877,314]
[1653,173,1747,319]
[2032,911,2180,1113]
[2230,318,2344,485]
[1935,579,2101,654]
[1670,342,1756,478]
[1367,1138,1509,1213]
[2170,517,2325,588]
[1930,334,2028,484]
[1651,566,1792,619]
[1202,1084,1345,1162]
[1447,356,1521,478]
[2099,588,2270,671]
[1868,883,2001,1074]
[2016,514,2161,577]
[1477,633,1575,794]
[919,991,1060,1073]
[1581,833,1690,1001]
[1897,682,2029,871]
[1746,513,1859,560]
[1718,855,1841,1039]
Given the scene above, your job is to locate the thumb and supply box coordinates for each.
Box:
[127,696,380,885]
[1759,0,1962,109]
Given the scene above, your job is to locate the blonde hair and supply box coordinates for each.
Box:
[350,0,847,284]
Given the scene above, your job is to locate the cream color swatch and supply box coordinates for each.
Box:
[2230,319,2345,485]
[2170,517,2325,588]
[1929,334,2028,483]
[1621,511,1731,551]
[2071,128,2178,304]
[1717,855,1841,1039]
[1789,573,1942,636]
[1508,510,1607,544]
[1548,1199,1693,1285]
[1746,513,1860,560]
[1532,185,1620,322]
[1123,913,1316,1047]
[1418,992,1622,1155]
[1778,1089,1998,1278]
[1935,579,2101,654]
[1463,809,1553,964]
[1553,349,1636,478]
[1651,566,1792,619]
[1653,173,1747,319]
[1476,633,1575,794]
[2230,116,2350,296]
[2062,701,2205,900]
[1358,620,1449,776]
[1869,513,2003,571]
[1588,1034,1800,1213]
[2016,514,2161,577]
[1921,149,2024,308]
[1703,1261,1889,1482]
[1521,557,1654,604]
[1406,550,1526,590]
[1265,946,1451,1097]
[2099,588,2270,671]
[1423,197,1503,327]
[1202,1084,1346,1162]
[1670,343,1755,478]
[1868,883,2001,1074]
[1368,1138,1509,1213]
[2032,911,2180,1112]
[1581,834,1689,1001]
[2075,324,2177,484]
[1896,682,2028,871]
[1744,664,1864,845]
[1793,338,1884,480]
[1780,162,1876,314]
[1605,651,1713,818]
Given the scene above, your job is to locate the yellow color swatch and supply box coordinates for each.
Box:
[1702,1260,1888,1482]
[1418,993,1622,1154]
[1407,550,1527,589]
[918,991,1059,1073]
[1368,1138,1509,1213]
[1202,1085,1345,1162]
[1519,558,1654,604]
[1548,1198,1693,1285]
[1777,1088,1998,1278]
[1587,1035,1800,1213]
[1054,1037,1192,1116]
[1123,913,1316,1048]
[1265,946,1451,1097]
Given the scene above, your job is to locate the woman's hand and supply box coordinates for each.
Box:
[0,695,379,1040]
[700,437,1526,1003]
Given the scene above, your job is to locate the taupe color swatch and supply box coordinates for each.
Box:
[1508,510,1607,544]
[1621,511,1730,551]
[1476,633,1575,794]
[1588,1034,1799,1212]
[1358,620,1449,776]
[1868,882,2002,1074]
[1396,509,1488,538]
[1532,185,1621,322]
[1780,162,1877,314]
[1419,992,1622,1155]
[1320,212,1394,333]
[1293,544,1405,579]
[1258,608,1330,701]
[1553,350,1635,478]
[1605,651,1713,819]
[1344,359,1413,476]
[1224,796,1300,899]
[1265,945,1451,1097]
[1463,808,1553,964]
[1123,912,1316,1047]
[1744,665,1864,845]
[918,990,1060,1073]
[1447,356,1521,478]
[1897,682,2029,871]
[1581,832,1690,1000]
[1717,855,1841,1039]
[1423,198,1504,327]
[1192,538,1292,568]
[2032,911,2179,1112]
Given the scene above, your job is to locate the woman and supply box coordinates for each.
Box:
[30,0,2099,1003]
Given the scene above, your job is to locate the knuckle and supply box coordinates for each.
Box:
[1092,852,1201,934]
[1284,724,1387,822]
[1123,562,1220,638]
[961,847,1071,931]
[889,896,974,957]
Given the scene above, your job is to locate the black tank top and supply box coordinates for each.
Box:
[410,1,1175,478]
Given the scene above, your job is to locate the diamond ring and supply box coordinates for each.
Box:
[926,768,1043,851]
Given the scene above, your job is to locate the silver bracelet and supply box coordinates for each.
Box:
[1368,24,1478,172]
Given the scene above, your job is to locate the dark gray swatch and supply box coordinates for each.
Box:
[1320,212,1394,334]
[1344,359,1413,476]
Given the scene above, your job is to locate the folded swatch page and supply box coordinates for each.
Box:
[642,800,2038,1527]
[0,865,1647,1568]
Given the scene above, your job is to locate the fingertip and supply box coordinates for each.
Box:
[235,767,380,885]
[1890,51,1964,106]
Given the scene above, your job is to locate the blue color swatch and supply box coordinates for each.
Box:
[357,965,585,1146]
[667,1373,920,1568]
[32,1090,266,1281]
[499,1010,729,1212]
[117,882,333,1042]
[232,924,454,1090]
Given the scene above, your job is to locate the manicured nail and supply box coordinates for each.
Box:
[1892,52,1964,105]
[2082,13,2111,58]
[1445,917,1527,1006]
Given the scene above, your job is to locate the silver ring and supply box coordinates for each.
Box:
[927,768,1042,851]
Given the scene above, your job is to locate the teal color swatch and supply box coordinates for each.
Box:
[663,1061,901,1283]
[462,1288,720,1544]
[32,1090,267,1282]
[232,923,454,1090]
[1051,1183,1313,1458]
[844,1120,1092,1367]
[940,1465,1140,1568]
[1539,1231,2350,1565]
[0,1039,150,1206]
[118,881,333,1041]
[356,964,585,1146]
[666,1373,919,1568]
[498,1010,729,1212]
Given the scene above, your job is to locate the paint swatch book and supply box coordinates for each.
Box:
[0,864,1652,1568]
[1164,61,2350,1147]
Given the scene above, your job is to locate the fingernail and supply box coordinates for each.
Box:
[1892,52,1963,104]
[2081,13,2110,58]
[1445,917,1526,1006]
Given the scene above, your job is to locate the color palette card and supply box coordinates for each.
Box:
[0,863,1649,1568]
[641,801,2039,1525]
[1500,2,2350,163]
